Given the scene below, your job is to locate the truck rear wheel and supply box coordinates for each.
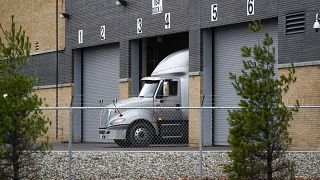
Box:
[128,122,154,147]
[114,139,129,147]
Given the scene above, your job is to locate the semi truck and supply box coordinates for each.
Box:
[98,49,189,147]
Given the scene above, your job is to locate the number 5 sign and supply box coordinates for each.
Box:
[211,4,218,21]
[247,0,254,16]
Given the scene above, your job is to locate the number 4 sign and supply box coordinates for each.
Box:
[165,13,170,29]
[247,0,254,16]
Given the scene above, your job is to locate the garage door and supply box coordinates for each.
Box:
[214,19,278,145]
[83,44,120,142]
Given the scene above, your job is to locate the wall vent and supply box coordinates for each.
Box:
[286,12,305,35]
[35,41,39,51]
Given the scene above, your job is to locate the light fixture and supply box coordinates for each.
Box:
[116,0,127,6]
[313,13,320,32]
[59,12,70,19]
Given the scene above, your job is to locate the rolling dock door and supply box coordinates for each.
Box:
[82,44,120,142]
[213,19,278,145]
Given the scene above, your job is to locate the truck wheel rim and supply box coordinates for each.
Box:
[134,128,147,141]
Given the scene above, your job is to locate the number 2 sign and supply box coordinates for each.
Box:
[100,25,106,40]
[247,0,254,16]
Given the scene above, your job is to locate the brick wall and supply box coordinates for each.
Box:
[119,79,131,100]
[188,74,203,147]
[0,0,65,53]
[279,65,320,151]
[34,85,72,142]
[278,0,320,64]
[0,0,71,86]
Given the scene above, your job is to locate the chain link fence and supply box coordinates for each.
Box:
[32,105,320,179]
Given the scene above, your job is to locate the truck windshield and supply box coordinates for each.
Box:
[139,81,159,98]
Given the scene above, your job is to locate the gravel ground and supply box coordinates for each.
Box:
[29,151,320,179]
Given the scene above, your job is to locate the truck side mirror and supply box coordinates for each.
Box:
[163,81,169,97]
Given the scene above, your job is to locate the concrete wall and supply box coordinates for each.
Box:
[279,65,320,151]
[34,85,72,142]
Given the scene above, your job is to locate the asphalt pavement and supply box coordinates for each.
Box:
[52,142,230,152]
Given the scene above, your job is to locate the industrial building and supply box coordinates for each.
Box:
[1,0,319,150]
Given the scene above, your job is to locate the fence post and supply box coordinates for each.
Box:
[199,106,203,180]
[199,95,205,180]
[68,108,73,180]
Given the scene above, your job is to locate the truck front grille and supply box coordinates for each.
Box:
[106,109,111,126]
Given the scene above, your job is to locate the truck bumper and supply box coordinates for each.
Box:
[98,125,128,140]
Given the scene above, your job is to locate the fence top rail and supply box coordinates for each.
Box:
[39,105,319,110]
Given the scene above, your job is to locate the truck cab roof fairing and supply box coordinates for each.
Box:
[151,49,189,77]
[141,77,162,81]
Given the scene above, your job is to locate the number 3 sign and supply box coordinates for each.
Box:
[247,0,254,16]
[137,18,143,34]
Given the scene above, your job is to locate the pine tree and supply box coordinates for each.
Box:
[0,16,50,179]
[224,20,298,180]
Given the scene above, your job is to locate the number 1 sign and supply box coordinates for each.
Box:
[78,30,83,44]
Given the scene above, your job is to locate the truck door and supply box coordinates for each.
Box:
[154,79,184,138]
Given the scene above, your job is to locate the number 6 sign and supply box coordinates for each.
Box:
[247,0,254,16]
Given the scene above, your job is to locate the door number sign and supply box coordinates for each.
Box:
[137,18,143,34]
[211,4,218,21]
[165,13,170,29]
[78,30,83,44]
[100,25,106,40]
[152,0,163,15]
[247,0,254,16]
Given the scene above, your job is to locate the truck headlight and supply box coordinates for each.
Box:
[110,118,125,126]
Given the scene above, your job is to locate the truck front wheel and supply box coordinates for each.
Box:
[128,123,154,147]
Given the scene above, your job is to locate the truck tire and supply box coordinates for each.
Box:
[128,122,154,147]
[114,139,129,147]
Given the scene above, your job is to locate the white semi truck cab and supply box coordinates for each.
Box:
[98,49,189,147]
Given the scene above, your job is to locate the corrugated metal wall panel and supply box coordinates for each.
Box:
[214,19,278,145]
[83,43,120,142]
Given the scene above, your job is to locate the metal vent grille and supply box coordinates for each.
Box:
[35,41,40,51]
[286,12,305,35]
